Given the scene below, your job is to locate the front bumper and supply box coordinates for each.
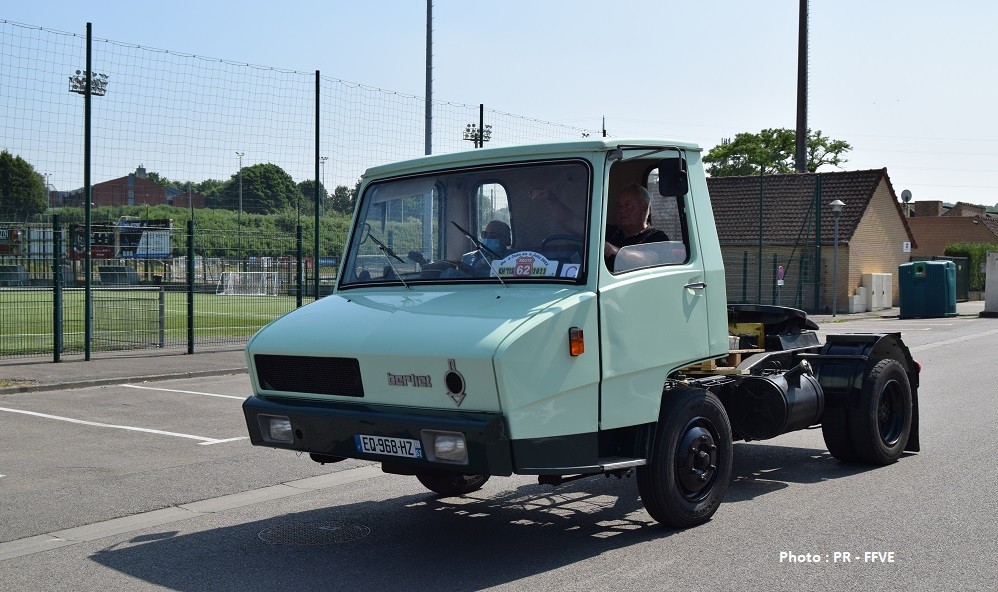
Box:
[243,395,514,476]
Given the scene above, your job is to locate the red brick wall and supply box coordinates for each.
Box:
[909,217,998,257]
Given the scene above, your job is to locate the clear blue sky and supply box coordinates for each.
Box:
[4,0,997,205]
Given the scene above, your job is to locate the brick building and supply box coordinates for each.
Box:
[906,200,998,257]
[707,169,915,312]
[53,165,206,209]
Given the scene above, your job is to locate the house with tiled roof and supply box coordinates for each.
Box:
[706,169,915,313]
[907,200,998,258]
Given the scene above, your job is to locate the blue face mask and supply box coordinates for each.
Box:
[482,238,501,253]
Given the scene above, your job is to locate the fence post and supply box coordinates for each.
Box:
[53,214,63,363]
[813,174,823,312]
[158,284,165,348]
[187,219,195,354]
[296,224,303,306]
[314,70,321,302]
[84,22,93,362]
[741,251,748,304]
[772,253,778,304]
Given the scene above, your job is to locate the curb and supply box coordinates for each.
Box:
[0,367,247,395]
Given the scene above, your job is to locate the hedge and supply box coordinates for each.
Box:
[944,243,998,291]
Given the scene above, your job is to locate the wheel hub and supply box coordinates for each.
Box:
[676,422,718,499]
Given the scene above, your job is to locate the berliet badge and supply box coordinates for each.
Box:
[443,359,466,406]
[387,372,431,387]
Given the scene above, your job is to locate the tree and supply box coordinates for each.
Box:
[0,150,48,218]
[212,163,298,214]
[145,171,175,187]
[329,184,356,215]
[296,179,329,211]
[195,179,224,200]
[703,128,852,177]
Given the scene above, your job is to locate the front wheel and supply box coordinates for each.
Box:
[637,388,733,528]
[416,471,490,496]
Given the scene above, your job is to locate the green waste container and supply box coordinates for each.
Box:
[898,260,957,318]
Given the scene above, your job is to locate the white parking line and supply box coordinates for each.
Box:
[909,327,998,353]
[122,384,246,400]
[0,406,247,446]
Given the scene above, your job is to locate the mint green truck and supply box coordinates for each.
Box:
[243,139,920,528]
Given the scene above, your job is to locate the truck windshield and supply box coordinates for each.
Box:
[340,160,591,287]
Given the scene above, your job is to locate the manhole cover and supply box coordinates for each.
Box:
[258,521,370,545]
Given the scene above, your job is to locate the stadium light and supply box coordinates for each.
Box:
[463,123,492,148]
[68,70,109,96]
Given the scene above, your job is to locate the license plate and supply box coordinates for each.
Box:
[354,434,423,459]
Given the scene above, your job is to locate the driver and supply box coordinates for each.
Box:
[531,184,668,268]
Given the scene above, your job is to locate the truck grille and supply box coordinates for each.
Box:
[254,354,364,397]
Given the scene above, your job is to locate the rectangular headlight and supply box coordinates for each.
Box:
[263,416,294,443]
[421,430,468,464]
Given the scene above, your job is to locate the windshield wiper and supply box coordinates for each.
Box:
[450,221,507,288]
[366,231,410,290]
[451,221,500,259]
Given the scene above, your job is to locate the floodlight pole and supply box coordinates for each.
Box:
[795,0,808,173]
[425,0,433,155]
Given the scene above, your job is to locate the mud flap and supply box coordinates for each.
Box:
[802,333,920,453]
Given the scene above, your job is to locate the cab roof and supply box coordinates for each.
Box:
[361,138,703,181]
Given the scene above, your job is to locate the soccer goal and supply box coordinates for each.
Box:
[216,271,284,296]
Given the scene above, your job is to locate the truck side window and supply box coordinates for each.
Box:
[608,164,689,273]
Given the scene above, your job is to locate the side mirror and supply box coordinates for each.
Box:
[658,157,688,197]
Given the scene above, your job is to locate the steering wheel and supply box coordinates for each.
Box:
[540,234,585,249]
[421,259,477,276]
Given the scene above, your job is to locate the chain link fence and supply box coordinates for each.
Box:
[1,19,600,361]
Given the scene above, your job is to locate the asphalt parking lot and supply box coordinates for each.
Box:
[1,305,996,591]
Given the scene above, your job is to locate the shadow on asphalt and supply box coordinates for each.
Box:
[725,442,878,502]
[87,442,886,591]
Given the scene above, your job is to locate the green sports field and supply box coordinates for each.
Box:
[0,287,298,357]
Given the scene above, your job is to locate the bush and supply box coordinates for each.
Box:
[944,243,998,291]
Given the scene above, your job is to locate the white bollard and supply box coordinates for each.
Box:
[984,251,998,317]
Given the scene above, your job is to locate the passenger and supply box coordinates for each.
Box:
[463,220,513,268]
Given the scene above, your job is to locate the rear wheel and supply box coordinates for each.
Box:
[821,403,860,462]
[848,359,912,465]
[637,388,733,528]
[416,471,490,496]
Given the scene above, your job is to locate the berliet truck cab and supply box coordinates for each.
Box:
[243,139,920,528]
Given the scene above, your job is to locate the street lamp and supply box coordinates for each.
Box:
[235,151,244,219]
[319,155,328,214]
[235,151,244,269]
[830,199,845,317]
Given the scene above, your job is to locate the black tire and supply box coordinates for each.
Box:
[416,471,490,496]
[821,402,860,462]
[637,388,733,528]
[848,359,913,465]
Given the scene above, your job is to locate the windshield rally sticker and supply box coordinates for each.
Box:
[387,373,432,387]
[491,251,559,278]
